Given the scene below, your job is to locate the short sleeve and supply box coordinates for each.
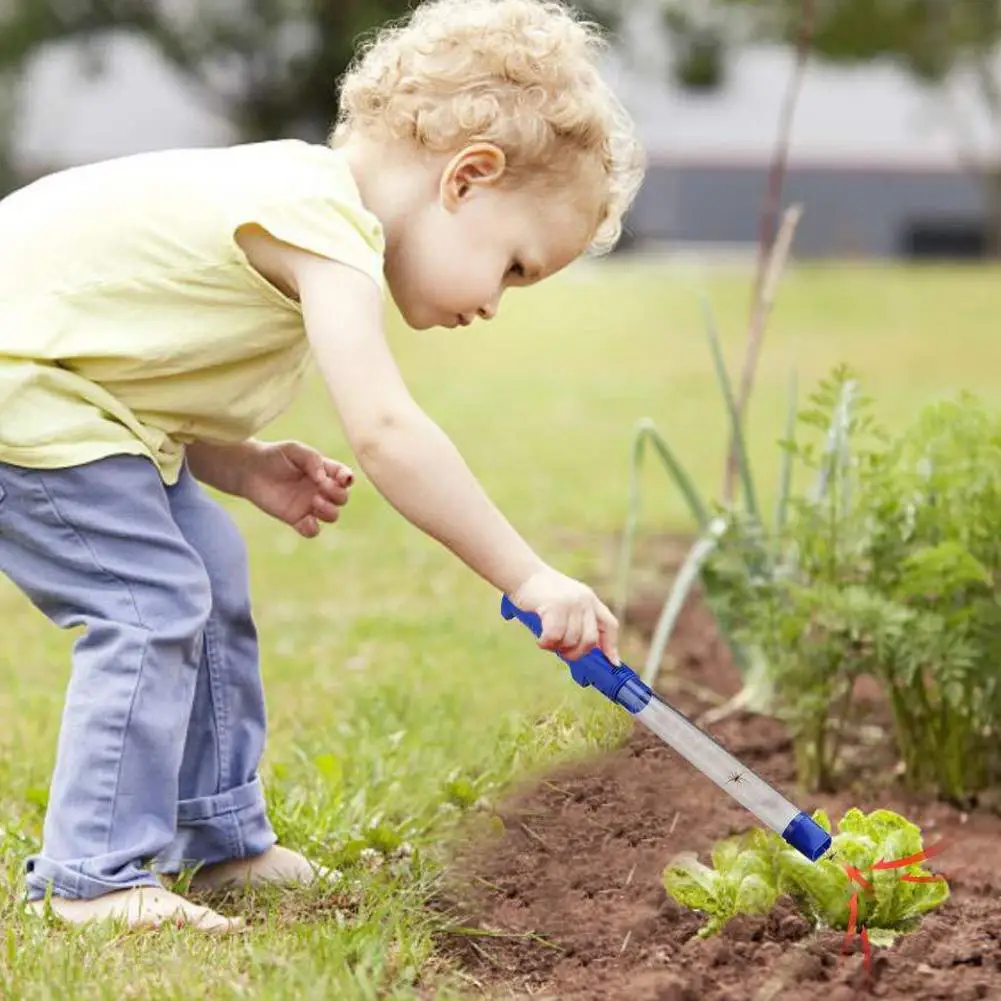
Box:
[222,142,386,292]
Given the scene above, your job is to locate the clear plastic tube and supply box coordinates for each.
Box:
[499,594,830,860]
[635,693,800,836]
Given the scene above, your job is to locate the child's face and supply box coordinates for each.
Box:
[385,147,596,331]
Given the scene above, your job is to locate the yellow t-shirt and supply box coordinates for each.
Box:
[0,139,385,484]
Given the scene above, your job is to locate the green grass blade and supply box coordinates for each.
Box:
[643,423,712,531]
[700,294,759,521]
[614,421,710,625]
[642,528,722,686]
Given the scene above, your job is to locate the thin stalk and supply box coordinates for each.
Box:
[938,704,972,805]
[825,675,857,783]
[885,680,921,791]
[701,295,759,521]
[613,421,712,623]
[722,0,816,502]
[642,529,722,686]
[773,367,799,548]
[614,422,649,622]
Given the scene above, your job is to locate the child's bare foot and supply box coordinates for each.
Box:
[184,845,338,891]
[26,885,243,932]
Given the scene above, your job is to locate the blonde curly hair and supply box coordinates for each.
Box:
[332,0,645,255]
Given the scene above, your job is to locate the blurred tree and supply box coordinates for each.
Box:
[0,0,618,168]
[0,72,17,193]
[720,0,1001,254]
[0,1,426,145]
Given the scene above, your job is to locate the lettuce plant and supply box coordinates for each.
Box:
[663,808,949,947]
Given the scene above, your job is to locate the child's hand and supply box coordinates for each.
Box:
[511,567,621,665]
[241,440,353,538]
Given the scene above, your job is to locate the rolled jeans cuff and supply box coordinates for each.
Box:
[156,776,276,874]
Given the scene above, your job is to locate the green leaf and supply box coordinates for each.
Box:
[443,776,478,808]
[776,847,853,928]
[700,294,759,520]
[613,418,710,622]
[863,809,923,858]
[710,836,741,874]
[663,851,724,935]
[664,830,782,937]
[313,753,343,789]
[735,872,779,915]
[365,822,403,854]
[643,423,712,530]
[866,927,899,948]
[859,811,951,930]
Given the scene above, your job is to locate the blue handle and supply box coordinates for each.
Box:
[500,595,653,713]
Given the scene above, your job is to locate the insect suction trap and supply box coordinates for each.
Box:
[501,596,833,862]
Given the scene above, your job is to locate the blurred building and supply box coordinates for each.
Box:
[9,9,995,260]
[607,3,995,260]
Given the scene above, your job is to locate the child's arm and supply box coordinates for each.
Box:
[240,231,618,663]
[298,257,546,598]
[186,440,262,496]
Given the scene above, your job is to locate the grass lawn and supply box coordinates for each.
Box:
[1,260,998,999]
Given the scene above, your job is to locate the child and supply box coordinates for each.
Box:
[0,0,644,931]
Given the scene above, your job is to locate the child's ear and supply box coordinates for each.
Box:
[440,143,507,208]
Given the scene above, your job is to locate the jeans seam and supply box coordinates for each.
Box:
[103,630,154,857]
[203,615,229,793]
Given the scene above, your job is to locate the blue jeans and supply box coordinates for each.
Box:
[0,455,276,900]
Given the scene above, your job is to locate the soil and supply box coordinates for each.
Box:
[437,536,1001,1001]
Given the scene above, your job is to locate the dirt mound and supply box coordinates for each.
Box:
[439,542,1001,1000]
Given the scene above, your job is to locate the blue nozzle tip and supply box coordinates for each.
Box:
[782,812,833,862]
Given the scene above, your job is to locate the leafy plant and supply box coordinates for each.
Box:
[614,344,858,735]
[716,383,1001,801]
[614,299,803,691]
[663,808,949,947]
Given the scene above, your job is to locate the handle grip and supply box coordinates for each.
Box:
[500,595,652,713]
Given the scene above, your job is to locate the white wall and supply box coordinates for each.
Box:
[12,32,235,173]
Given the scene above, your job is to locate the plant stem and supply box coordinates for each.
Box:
[722,0,816,503]
[826,676,856,784]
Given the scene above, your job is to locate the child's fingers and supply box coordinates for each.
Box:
[559,609,583,659]
[319,478,351,506]
[323,457,355,488]
[579,608,600,659]
[596,604,621,665]
[312,497,341,523]
[538,607,567,653]
[600,632,621,666]
[563,607,599,662]
[284,441,326,483]
[294,514,321,538]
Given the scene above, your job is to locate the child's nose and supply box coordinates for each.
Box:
[478,301,498,320]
